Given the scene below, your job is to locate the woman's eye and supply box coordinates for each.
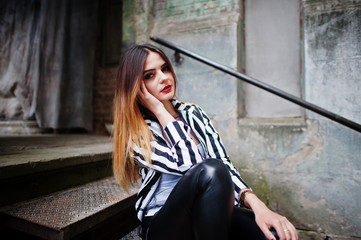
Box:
[162,65,170,72]
[144,73,153,80]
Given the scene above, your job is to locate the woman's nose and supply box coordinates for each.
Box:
[158,70,167,83]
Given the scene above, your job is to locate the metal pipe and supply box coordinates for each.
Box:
[150,36,361,133]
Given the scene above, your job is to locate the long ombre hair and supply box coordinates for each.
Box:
[113,44,177,192]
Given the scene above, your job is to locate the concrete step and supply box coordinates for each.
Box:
[0,177,140,240]
[0,134,114,207]
[0,120,44,135]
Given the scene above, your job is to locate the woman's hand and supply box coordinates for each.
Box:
[138,81,164,115]
[244,192,298,240]
[138,81,175,127]
[254,206,298,240]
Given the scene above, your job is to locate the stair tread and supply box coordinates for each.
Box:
[0,177,140,239]
[0,134,112,179]
[0,177,138,230]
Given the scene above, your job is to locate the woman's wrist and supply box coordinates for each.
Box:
[246,193,268,213]
[154,106,176,127]
[238,189,254,208]
[239,189,267,211]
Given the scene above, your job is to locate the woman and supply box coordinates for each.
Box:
[113,44,298,240]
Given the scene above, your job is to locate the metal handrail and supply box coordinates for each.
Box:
[150,36,361,133]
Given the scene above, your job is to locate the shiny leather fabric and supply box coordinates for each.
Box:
[141,159,278,240]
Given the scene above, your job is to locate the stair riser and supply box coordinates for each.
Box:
[0,159,113,207]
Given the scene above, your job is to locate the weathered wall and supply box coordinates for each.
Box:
[301,0,361,236]
[124,0,361,237]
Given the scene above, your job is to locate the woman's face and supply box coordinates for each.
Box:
[142,51,175,102]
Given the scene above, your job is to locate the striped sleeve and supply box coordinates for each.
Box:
[194,105,251,204]
[133,120,203,175]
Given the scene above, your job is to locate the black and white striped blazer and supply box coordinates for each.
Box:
[133,99,250,220]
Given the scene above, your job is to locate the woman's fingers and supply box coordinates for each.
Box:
[284,220,298,240]
[139,82,147,99]
[139,81,152,105]
[138,81,162,113]
[274,217,298,240]
[248,195,298,240]
[272,218,287,240]
[258,223,278,240]
[140,81,147,94]
[280,222,291,240]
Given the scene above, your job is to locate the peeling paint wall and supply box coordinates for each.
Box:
[124,0,361,237]
[301,0,361,236]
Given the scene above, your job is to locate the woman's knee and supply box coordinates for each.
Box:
[202,158,229,178]
[189,158,233,190]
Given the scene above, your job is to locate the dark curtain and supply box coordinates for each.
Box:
[0,0,98,131]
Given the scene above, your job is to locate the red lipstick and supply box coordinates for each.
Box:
[161,85,172,93]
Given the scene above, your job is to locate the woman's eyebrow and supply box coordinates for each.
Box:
[143,68,154,74]
[143,62,167,74]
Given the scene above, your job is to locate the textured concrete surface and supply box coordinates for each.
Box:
[301,0,361,236]
[0,134,112,178]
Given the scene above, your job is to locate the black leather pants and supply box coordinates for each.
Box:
[141,158,278,240]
